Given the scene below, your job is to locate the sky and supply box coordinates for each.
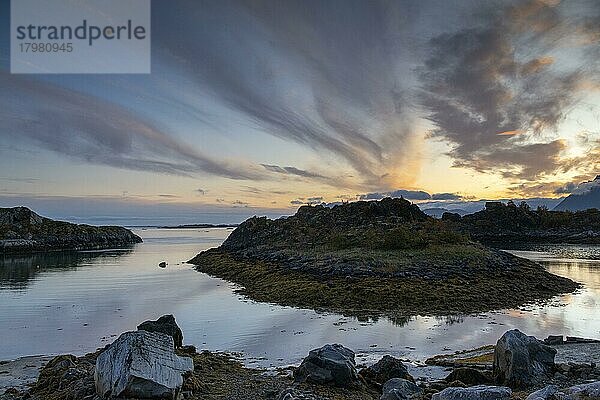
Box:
[1,0,600,224]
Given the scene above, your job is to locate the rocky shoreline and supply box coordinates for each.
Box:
[1,316,598,400]
[189,198,579,316]
[0,207,142,254]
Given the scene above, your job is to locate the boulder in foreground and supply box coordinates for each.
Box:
[380,378,422,400]
[445,367,491,386]
[360,355,414,385]
[432,385,512,400]
[137,314,183,348]
[94,330,193,399]
[526,381,600,400]
[493,329,556,388]
[294,344,358,387]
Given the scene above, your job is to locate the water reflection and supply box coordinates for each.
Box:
[0,230,598,368]
[0,250,133,290]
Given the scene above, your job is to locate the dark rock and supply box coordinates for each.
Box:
[137,314,183,348]
[432,385,512,400]
[293,344,358,387]
[564,381,600,399]
[526,381,600,400]
[360,355,414,385]
[430,381,449,391]
[525,385,561,400]
[544,336,564,345]
[493,329,556,388]
[441,212,462,222]
[565,336,600,344]
[380,378,422,400]
[277,388,322,400]
[445,368,491,386]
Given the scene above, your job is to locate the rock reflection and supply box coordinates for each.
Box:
[0,249,133,290]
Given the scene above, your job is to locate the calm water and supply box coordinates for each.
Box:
[0,228,598,367]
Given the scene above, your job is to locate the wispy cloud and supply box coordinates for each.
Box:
[153,0,423,189]
[0,73,269,181]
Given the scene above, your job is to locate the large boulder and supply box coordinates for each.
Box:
[525,381,600,400]
[361,355,414,385]
[432,385,512,400]
[564,381,600,399]
[137,314,184,348]
[380,378,422,400]
[493,329,556,388]
[445,368,491,386]
[94,330,193,399]
[293,344,358,387]
[525,385,562,400]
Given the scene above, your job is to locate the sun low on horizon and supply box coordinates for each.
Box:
[1,0,600,222]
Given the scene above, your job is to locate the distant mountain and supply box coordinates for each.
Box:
[554,176,600,211]
[421,207,468,218]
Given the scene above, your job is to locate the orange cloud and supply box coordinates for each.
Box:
[521,57,555,75]
[497,130,524,136]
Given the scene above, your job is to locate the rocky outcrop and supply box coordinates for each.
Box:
[293,344,358,387]
[94,330,193,399]
[380,378,422,400]
[138,314,183,348]
[446,201,600,245]
[360,355,414,385]
[0,207,142,253]
[190,198,578,317]
[432,385,512,400]
[493,330,556,388]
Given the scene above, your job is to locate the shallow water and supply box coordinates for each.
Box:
[0,228,598,367]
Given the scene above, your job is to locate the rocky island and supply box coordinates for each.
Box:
[189,198,578,316]
[0,207,142,253]
[442,201,600,245]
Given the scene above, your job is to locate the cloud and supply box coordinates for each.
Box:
[154,0,422,189]
[360,189,431,201]
[0,177,39,183]
[0,73,269,181]
[290,196,324,205]
[307,196,324,204]
[232,200,250,207]
[431,193,463,201]
[260,164,324,179]
[418,0,597,181]
[554,175,600,195]
[388,190,431,200]
[554,182,579,194]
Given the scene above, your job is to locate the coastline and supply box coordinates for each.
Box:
[2,331,598,399]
